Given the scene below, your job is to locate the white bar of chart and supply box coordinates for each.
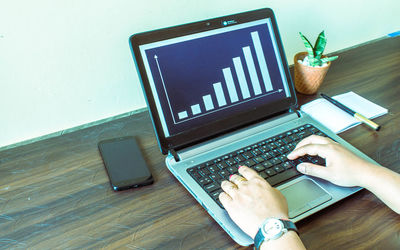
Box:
[243,46,262,95]
[178,111,188,119]
[203,94,214,111]
[233,57,250,99]
[171,31,276,121]
[191,104,201,115]
[213,82,227,107]
[222,68,239,103]
[251,31,273,92]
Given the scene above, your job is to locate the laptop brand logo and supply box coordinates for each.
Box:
[222,20,237,26]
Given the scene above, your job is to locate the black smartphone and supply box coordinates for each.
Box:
[98,136,153,191]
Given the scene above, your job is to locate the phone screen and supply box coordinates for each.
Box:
[98,137,153,191]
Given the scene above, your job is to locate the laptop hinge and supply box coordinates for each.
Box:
[169,148,180,162]
[294,108,301,117]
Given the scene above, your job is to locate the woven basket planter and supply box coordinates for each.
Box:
[294,52,331,95]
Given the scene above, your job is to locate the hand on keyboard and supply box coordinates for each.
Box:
[219,166,289,239]
[287,135,374,187]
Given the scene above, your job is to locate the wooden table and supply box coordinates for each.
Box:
[1,36,399,249]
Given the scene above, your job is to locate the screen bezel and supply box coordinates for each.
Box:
[129,8,297,154]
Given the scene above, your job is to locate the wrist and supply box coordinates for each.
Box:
[251,214,289,239]
[356,162,383,188]
[253,218,298,249]
[259,231,302,250]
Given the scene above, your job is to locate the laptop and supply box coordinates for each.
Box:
[129,8,379,246]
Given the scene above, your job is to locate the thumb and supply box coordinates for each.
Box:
[297,163,329,180]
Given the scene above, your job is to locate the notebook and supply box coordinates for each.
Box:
[129,8,380,246]
[301,91,388,133]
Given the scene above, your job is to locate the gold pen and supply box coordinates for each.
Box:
[321,93,380,131]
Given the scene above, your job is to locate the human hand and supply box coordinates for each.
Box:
[219,166,289,239]
[287,135,377,187]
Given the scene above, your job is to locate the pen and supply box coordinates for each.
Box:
[320,93,381,131]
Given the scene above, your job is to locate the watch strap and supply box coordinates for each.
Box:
[254,219,298,249]
[281,219,298,233]
[254,228,265,250]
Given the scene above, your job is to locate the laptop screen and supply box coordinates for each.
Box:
[131,8,296,154]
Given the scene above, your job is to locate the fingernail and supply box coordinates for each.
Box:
[297,164,305,173]
[229,174,233,180]
[238,165,244,170]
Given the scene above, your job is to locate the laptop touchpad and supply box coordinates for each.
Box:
[280,178,332,219]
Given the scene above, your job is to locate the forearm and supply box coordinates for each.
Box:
[260,231,305,250]
[360,164,400,214]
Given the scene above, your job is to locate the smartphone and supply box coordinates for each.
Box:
[98,136,153,191]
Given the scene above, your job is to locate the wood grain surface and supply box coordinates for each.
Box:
[1,36,399,249]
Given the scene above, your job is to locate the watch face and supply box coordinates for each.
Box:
[262,218,284,240]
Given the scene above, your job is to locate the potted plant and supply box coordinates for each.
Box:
[294,31,338,94]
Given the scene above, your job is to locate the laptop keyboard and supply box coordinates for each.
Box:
[187,124,328,208]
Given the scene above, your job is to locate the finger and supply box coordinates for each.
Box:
[287,143,329,160]
[292,135,332,151]
[220,180,238,197]
[238,165,265,182]
[229,174,247,187]
[219,191,233,208]
[297,162,330,180]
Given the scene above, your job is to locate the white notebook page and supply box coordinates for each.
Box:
[300,91,388,133]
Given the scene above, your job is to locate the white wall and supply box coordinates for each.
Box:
[1,0,399,148]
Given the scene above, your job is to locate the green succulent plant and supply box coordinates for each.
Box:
[299,31,338,67]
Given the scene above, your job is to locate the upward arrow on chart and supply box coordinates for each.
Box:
[154,55,165,85]
[154,55,175,123]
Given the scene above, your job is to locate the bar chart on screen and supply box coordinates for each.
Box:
[153,31,283,125]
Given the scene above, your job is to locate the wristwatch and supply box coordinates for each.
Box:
[254,218,298,249]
